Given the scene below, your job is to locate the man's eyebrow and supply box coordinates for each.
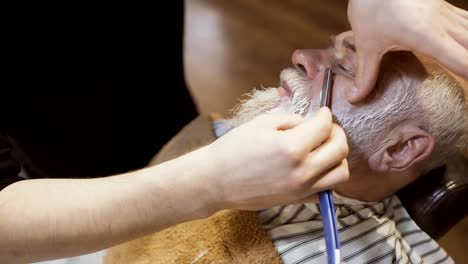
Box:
[343,39,356,53]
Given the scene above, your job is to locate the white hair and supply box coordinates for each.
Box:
[228,59,468,171]
[334,67,468,169]
[333,72,420,164]
[229,87,287,127]
[416,71,468,169]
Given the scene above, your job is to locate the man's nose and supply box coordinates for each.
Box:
[292,49,323,80]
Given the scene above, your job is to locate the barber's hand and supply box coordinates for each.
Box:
[348,0,468,103]
[206,108,349,211]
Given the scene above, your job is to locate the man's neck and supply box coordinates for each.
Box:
[334,167,420,202]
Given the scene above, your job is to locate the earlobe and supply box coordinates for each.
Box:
[368,126,435,172]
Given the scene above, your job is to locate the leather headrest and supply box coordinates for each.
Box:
[397,155,468,239]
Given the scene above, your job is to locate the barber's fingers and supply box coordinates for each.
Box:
[308,159,349,192]
[448,26,468,49]
[350,46,384,103]
[292,193,319,204]
[454,10,468,28]
[421,6,468,80]
[449,2,468,20]
[289,160,349,205]
[283,108,333,157]
[302,125,348,183]
[253,113,304,130]
[430,33,468,80]
[291,124,349,188]
[289,159,349,202]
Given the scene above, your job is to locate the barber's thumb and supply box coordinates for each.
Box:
[349,51,382,103]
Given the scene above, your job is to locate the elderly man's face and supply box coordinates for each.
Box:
[283,31,360,116]
[229,31,467,200]
[232,31,428,167]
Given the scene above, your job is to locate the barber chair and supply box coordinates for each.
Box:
[397,154,468,239]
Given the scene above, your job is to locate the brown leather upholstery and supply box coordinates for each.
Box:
[164,115,468,241]
[397,155,468,239]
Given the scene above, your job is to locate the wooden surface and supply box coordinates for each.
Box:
[184,0,468,115]
[184,0,348,115]
[184,1,468,263]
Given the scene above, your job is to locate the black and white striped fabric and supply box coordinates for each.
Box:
[257,193,453,264]
[212,119,453,264]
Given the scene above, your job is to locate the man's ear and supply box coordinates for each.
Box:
[368,125,435,172]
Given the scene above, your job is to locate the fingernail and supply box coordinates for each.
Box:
[318,107,328,113]
[316,107,331,117]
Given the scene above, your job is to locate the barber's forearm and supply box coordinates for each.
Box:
[0,146,218,263]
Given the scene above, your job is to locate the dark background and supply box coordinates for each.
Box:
[1,1,196,177]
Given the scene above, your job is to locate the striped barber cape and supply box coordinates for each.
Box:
[257,193,453,264]
[212,118,453,264]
